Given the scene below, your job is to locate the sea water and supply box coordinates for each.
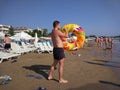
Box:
[105,41,120,79]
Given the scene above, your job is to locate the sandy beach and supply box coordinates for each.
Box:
[0,46,120,90]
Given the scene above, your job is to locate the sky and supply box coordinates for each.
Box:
[0,0,120,36]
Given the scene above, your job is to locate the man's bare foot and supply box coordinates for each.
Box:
[48,76,52,80]
[59,79,68,83]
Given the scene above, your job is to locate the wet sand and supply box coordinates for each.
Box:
[0,47,120,90]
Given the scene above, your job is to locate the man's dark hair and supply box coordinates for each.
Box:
[5,34,8,37]
[53,20,60,28]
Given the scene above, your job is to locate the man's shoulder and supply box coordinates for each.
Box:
[52,29,60,33]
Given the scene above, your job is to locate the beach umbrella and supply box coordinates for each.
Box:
[35,33,38,42]
[10,32,32,40]
[10,36,20,40]
[0,32,5,39]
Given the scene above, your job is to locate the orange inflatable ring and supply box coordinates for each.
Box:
[61,24,85,51]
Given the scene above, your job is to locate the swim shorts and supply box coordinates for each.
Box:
[53,48,65,60]
[4,43,11,50]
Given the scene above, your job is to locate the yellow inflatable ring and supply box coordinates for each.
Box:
[61,24,85,51]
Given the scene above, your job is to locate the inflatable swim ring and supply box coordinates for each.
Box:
[61,24,85,51]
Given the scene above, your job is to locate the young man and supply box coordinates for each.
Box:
[48,20,68,83]
[4,34,11,50]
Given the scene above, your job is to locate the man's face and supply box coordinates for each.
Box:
[56,23,60,30]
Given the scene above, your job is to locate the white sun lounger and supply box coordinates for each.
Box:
[33,41,42,53]
[37,42,46,53]
[11,42,29,54]
[38,42,52,54]
[0,52,10,63]
[42,42,53,52]
[34,42,40,48]
[46,41,53,51]
[26,42,35,48]
[21,42,36,52]
[0,51,20,63]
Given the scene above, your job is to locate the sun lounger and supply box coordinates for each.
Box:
[34,42,40,49]
[0,53,10,63]
[11,42,29,54]
[0,51,20,63]
[46,41,53,51]
[42,42,53,52]
[21,42,36,52]
[38,42,52,54]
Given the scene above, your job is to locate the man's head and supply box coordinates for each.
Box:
[5,34,8,37]
[53,20,60,29]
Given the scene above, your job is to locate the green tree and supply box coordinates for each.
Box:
[48,32,51,37]
[88,35,96,38]
[25,31,33,37]
[43,29,48,37]
[8,26,14,36]
[25,28,49,37]
[33,29,42,37]
[25,29,42,37]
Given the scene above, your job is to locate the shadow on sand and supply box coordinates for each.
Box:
[84,61,120,69]
[99,80,120,87]
[23,65,50,79]
[67,83,120,90]
[93,60,120,64]
[23,64,59,82]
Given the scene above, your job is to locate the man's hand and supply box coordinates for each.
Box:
[58,29,68,38]
[63,29,68,37]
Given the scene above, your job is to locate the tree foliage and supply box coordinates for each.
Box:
[8,26,14,36]
[25,29,49,37]
[42,29,48,37]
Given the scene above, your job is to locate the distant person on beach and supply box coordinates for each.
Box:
[104,37,112,49]
[108,37,113,49]
[48,20,68,83]
[100,37,104,48]
[95,37,98,46]
[4,34,11,50]
[95,37,100,47]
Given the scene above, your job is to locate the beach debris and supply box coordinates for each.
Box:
[36,87,46,90]
[0,75,12,85]
[26,74,42,80]
[78,54,81,57]
[26,74,34,77]
[35,76,42,80]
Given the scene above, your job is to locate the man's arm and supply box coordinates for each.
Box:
[58,30,68,38]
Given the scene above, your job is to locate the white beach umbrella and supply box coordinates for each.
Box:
[35,33,38,42]
[10,32,32,40]
[10,36,20,40]
[0,32,5,39]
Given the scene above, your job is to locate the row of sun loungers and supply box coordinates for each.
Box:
[34,41,53,54]
[0,41,53,63]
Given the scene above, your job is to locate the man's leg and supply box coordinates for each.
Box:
[48,60,58,80]
[59,58,68,83]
